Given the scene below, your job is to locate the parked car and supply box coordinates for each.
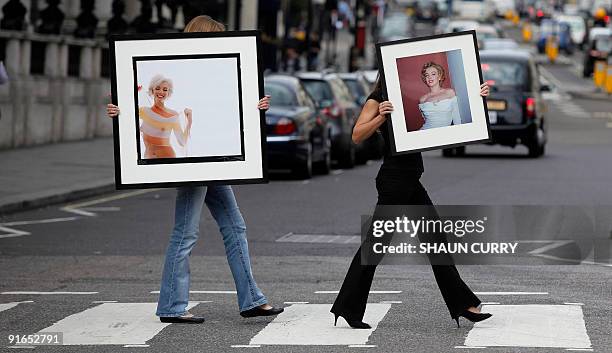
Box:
[297,72,361,168]
[457,50,547,157]
[264,75,333,178]
[582,31,611,77]
[338,72,385,161]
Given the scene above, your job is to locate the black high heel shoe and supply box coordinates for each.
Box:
[334,313,372,329]
[454,310,492,327]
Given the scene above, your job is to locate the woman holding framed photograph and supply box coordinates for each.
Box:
[418,61,462,130]
[106,15,282,324]
[330,77,491,329]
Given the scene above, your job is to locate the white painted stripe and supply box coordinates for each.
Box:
[331,169,344,175]
[349,345,377,347]
[480,302,500,305]
[0,301,32,313]
[606,122,612,129]
[454,346,487,349]
[2,292,98,295]
[284,302,309,304]
[379,301,402,304]
[301,180,310,185]
[249,303,390,346]
[315,291,401,294]
[564,303,584,306]
[92,301,118,303]
[150,290,235,294]
[1,217,79,226]
[0,226,30,239]
[37,302,199,345]
[81,207,121,212]
[61,208,96,217]
[123,344,150,348]
[473,292,548,295]
[464,305,591,348]
[7,346,35,349]
[231,345,261,348]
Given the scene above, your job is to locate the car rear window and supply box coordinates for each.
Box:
[301,80,334,103]
[264,82,296,106]
[481,60,528,88]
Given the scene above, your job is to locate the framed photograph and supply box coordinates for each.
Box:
[109,30,267,189]
[376,30,491,155]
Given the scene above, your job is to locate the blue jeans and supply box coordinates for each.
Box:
[156,185,267,317]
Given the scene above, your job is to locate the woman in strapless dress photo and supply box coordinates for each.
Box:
[418,62,462,130]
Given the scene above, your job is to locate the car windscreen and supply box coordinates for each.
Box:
[264,82,297,106]
[481,60,529,89]
[343,79,365,99]
[301,80,334,103]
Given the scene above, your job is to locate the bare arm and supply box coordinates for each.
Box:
[352,99,393,144]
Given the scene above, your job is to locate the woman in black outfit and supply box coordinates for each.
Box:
[331,78,492,329]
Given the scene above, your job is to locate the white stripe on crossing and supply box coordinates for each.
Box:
[249,303,390,346]
[473,292,548,295]
[349,345,377,347]
[231,345,261,348]
[150,290,235,294]
[454,346,487,349]
[37,302,199,345]
[464,305,591,349]
[123,345,150,348]
[315,291,401,294]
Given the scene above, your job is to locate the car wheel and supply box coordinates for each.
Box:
[455,146,466,156]
[293,143,313,179]
[442,148,455,157]
[314,135,332,175]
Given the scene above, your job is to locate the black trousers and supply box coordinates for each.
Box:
[330,172,481,321]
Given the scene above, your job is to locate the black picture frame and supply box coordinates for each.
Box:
[375,30,492,156]
[109,30,268,189]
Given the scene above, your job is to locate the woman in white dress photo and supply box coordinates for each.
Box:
[418,62,462,130]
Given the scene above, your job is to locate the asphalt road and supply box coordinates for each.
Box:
[0,21,611,353]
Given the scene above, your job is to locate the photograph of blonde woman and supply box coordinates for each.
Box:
[418,62,461,130]
[395,50,474,132]
[138,74,191,159]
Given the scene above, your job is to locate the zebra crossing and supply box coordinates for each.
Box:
[1,292,594,350]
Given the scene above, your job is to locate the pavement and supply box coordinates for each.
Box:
[0,138,116,214]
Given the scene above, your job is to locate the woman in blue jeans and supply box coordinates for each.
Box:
[106,15,283,324]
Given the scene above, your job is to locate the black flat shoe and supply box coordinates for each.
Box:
[240,306,284,318]
[159,313,205,324]
[454,310,492,327]
[334,313,372,329]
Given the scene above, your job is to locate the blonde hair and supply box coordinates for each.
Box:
[183,15,226,33]
[421,62,446,85]
[148,75,174,97]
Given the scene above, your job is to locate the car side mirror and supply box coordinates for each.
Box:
[540,84,551,92]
